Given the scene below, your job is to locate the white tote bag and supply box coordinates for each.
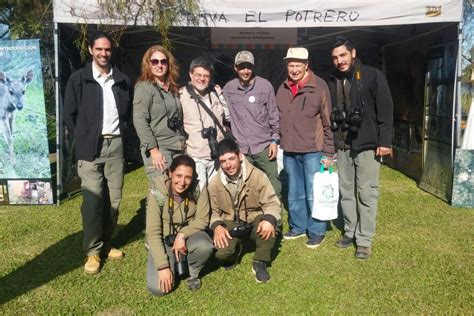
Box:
[312,165,339,221]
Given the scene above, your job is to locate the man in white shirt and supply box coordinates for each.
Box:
[64,31,132,275]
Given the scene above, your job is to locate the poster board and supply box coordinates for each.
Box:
[0,40,53,205]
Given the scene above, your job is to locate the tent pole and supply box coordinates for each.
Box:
[54,22,61,205]
[454,21,463,160]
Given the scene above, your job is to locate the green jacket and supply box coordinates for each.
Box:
[146,175,210,270]
[208,158,281,230]
[133,81,186,153]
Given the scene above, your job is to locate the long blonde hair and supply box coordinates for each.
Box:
[136,45,180,94]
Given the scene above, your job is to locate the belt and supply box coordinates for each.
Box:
[102,134,120,139]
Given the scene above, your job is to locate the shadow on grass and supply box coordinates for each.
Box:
[0,198,146,305]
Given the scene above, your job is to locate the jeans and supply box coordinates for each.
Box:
[283,151,326,237]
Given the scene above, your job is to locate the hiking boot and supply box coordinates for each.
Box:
[355,246,371,259]
[107,247,124,260]
[335,236,354,249]
[306,235,325,249]
[84,255,101,275]
[252,261,270,283]
[187,278,202,291]
[283,231,306,240]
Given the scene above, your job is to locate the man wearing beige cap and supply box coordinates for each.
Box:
[276,47,335,248]
[223,51,281,197]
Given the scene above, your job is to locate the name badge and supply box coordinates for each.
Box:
[248,96,256,103]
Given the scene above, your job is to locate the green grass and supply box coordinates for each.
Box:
[0,166,473,314]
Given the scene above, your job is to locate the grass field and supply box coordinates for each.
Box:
[0,165,473,314]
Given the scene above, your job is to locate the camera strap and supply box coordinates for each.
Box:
[186,85,227,136]
[354,62,366,113]
[154,83,184,127]
[167,182,190,235]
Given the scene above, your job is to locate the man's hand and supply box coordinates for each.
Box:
[172,233,186,260]
[268,143,278,160]
[213,225,232,248]
[321,158,334,169]
[149,147,167,171]
[158,267,173,293]
[376,146,392,157]
[214,84,222,95]
[256,220,275,241]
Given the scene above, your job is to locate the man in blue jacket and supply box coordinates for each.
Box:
[64,31,132,274]
[327,37,393,259]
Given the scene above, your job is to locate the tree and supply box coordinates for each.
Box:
[0,0,199,153]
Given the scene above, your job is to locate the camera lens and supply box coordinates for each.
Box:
[176,253,188,276]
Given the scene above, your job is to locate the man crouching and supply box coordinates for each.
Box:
[208,138,281,283]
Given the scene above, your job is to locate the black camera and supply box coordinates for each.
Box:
[330,108,364,132]
[202,127,218,159]
[164,234,176,247]
[347,108,364,132]
[164,234,189,276]
[167,115,183,131]
[330,109,349,131]
[228,222,253,238]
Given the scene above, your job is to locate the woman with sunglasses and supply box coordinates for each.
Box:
[133,45,187,184]
[146,155,213,295]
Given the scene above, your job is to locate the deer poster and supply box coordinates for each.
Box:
[0,39,52,205]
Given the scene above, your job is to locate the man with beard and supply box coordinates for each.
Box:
[63,31,132,274]
[209,138,281,283]
[327,37,393,259]
[222,51,281,197]
[180,56,229,189]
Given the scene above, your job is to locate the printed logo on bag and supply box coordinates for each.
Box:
[322,185,335,200]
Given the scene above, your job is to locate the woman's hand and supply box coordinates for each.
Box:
[149,147,167,171]
[172,233,187,260]
[158,267,173,293]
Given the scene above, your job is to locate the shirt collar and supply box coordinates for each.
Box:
[288,71,309,89]
[92,62,113,79]
[237,77,256,92]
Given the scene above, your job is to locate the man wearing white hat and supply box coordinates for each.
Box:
[223,51,281,197]
[276,47,335,248]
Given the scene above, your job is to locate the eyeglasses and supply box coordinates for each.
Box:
[192,73,211,80]
[150,58,168,66]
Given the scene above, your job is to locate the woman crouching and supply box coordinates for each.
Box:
[146,155,213,295]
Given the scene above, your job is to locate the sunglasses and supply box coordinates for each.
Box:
[236,63,253,71]
[150,58,168,66]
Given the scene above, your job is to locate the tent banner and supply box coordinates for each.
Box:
[211,28,296,49]
[53,0,463,27]
[0,40,53,205]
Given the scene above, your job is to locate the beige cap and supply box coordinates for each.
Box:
[235,51,255,65]
[283,47,309,60]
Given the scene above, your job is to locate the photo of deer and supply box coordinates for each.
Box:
[0,70,34,165]
[0,40,51,180]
